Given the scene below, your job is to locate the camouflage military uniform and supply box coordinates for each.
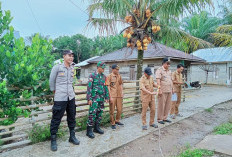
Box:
[86,71,109,126]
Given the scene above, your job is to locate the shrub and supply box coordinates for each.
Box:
[176,148,214,157]
[27,124,66,144]
[213,122,232,135]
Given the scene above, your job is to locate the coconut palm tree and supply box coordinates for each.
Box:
[182,11,222,40]
[211,1,232,47]
[87,0,214,80]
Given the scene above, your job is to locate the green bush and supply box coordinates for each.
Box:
[76,115,88,131]
[0,2,55,125]
[27,124,66,144]
[213,122,232,135]
[176,148,214,157]
[76,112,112,131]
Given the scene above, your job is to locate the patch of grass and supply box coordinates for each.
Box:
[213,122,232,135]
[176,148,214,157]
[205,108,213,113]
[76,115,88,131]
[27,124,66,144]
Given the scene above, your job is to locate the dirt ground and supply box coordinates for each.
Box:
[101,100,232,157]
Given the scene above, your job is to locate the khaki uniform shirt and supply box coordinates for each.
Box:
[139,75,155,102]
[172,71,183,93]
[106,73,123,98]
[155,66,173,93]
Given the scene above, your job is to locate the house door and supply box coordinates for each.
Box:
[129,65,135,80]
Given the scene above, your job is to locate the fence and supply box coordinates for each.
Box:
[0,80,188,151]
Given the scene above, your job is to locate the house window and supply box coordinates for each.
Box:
[148,64,154,67]
[129,65,135,80]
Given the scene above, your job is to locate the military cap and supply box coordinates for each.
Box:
[97,61,106,69]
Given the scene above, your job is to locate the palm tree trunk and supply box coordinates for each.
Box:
[136,50,144,80]
[134,50,144,111]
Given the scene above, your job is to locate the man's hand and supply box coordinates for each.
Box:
[88,100,92,106]
[151,92,157,95]
[109,97,113,104]
[105,99,109,103]
[158,90,162,95]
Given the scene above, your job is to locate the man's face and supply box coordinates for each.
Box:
[63,54,74,64]
[112,69,119,75]
[97,67,104,73]
[177,67,184,73]
[163,62,170,70]
[144,72,150,78]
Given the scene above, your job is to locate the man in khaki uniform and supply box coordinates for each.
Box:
[106,64,124,130]
[170,64,184,119]
[140,67,158,130]
[155,58,173,124]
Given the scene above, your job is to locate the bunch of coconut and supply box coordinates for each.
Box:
[152,25,161,33]
[133,9,140,17]
[136,36,152,50]
[123,27,134,39]
[124,15,133,23]
[145,9,151,17]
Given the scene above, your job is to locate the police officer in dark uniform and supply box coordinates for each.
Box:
[49,50,79,151]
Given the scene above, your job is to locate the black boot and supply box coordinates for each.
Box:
[69,129,80,145]
[86,126,95,139]
[51,134,57,151]
[93,123,104,134]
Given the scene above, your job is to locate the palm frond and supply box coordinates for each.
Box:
[211,32,232,47]
[87,2,103,18]
[160,23,214,52]
[151,0,213,19]
[216,25,232,33]
[87,18,120,35]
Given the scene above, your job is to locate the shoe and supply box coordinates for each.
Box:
[170,114,176,119]
[69,129,80,145]
[158,121,165,124]
[142,125,148,130]
[51,134,57,151]
[150,124,158,128]
[115,122,124,126]
[164,119,172,123]
[176,113,183,117]
[86,126,95,139]
[93,123,104,134]
[111,125,116,130]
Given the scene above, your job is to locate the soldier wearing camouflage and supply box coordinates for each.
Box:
[86,61,109,139]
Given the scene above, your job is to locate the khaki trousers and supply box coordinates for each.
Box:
[109,98,123,125]
[170,92,181,115]
[158,92,172,121]
[141,100,155,125]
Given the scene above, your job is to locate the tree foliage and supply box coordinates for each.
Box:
[53,34,93,63]
[0,3,55,125]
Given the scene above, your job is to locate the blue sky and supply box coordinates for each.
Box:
[1,0,225,39]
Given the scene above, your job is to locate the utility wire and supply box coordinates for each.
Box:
[25,0,43,32]
[67,0,89,16]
